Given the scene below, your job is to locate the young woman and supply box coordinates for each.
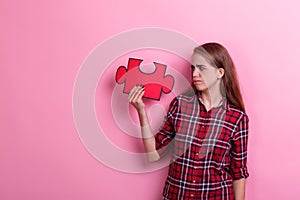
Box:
[128,43,249,200]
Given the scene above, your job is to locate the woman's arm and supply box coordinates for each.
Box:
[233,178,246,200]
[230,114,249,199]
[128,85,160,162]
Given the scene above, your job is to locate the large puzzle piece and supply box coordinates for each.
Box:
[115,58,174,100]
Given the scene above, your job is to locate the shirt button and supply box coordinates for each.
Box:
[195,153,199,156]
[193,180,196,183]
[190,194,194,197]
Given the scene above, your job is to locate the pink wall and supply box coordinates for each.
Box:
[1,0,300,199]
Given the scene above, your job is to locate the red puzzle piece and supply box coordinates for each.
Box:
[115,58,174,100]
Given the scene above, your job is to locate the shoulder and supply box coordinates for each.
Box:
[227,103,249,124]
[168,93,196,107]
[176,93,196,102]
[167,93,196,111]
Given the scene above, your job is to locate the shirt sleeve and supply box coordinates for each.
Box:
[230,113,250,180]
[154,97,178,151]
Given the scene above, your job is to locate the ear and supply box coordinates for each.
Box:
[217,68,225,79]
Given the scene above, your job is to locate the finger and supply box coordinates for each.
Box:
[128,84,144,99]
[131,87,145,102]
[128,85,138,100]
[128,86,142,102]
[129,86,143,102]
[135,89,145,101]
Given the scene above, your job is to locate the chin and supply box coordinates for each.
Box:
[194,85,207,92]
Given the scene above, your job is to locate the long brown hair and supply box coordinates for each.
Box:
[193,42,246,112]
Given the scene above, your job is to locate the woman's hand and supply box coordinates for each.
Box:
[128,85,145,112]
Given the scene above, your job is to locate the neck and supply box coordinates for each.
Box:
[200,83,223,110]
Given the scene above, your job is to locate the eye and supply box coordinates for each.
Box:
[196,65,206,71]
[191,64,206,71]
[198,66,205,71]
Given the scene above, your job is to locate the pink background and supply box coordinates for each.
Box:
[1,0,300,199]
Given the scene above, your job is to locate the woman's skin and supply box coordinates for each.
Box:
[128,52,246,200]
[128,85,159,162]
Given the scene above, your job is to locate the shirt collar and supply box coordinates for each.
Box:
[196,91,230,111]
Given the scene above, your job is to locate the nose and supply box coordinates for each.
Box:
[192,68,200,77]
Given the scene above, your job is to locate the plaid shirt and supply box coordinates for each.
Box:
[155,92,249,200]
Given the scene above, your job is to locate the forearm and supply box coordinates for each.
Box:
[233,178,246,200]
[138,108,160,162]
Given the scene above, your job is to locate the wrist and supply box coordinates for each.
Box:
[137,107,146,115]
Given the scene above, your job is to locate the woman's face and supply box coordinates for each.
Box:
[191,53,224,92]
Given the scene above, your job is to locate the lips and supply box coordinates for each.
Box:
[192,80,202,84]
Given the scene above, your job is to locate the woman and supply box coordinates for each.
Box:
[129,43,249,200]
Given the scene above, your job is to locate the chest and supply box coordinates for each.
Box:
[172,101,239,148]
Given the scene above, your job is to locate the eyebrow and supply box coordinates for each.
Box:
[191,64,207,68]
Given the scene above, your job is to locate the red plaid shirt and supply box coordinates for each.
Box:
[155,92,249,200]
